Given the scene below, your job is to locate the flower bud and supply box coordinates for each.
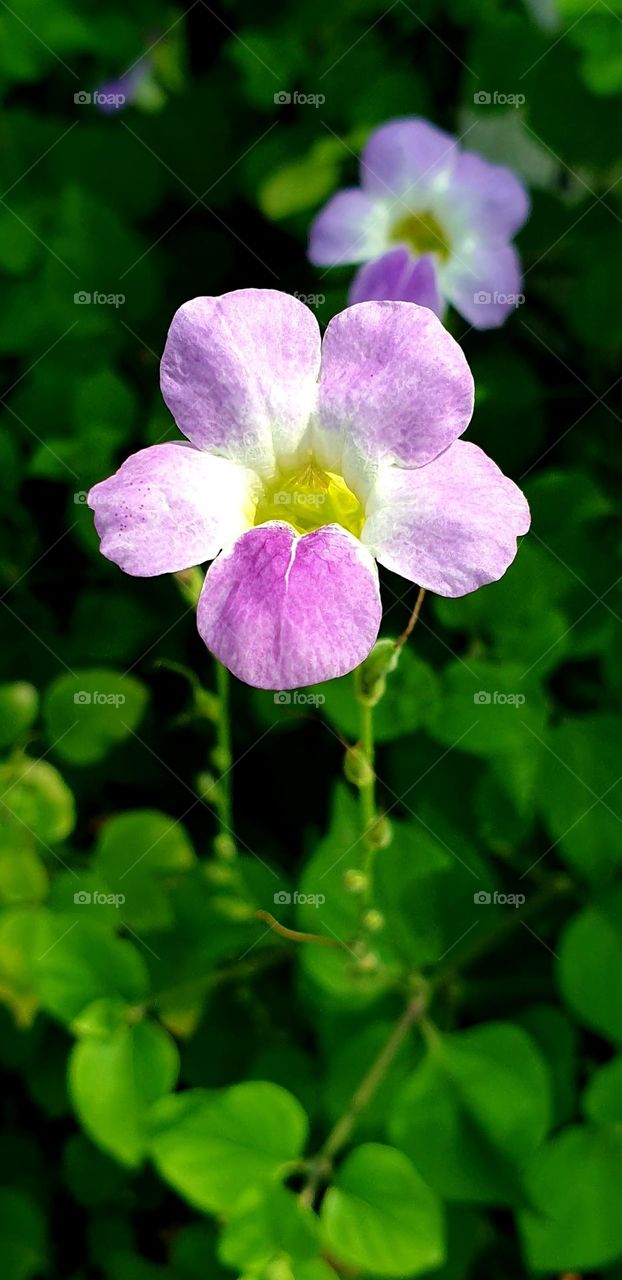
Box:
[363,908,385,933]
[343,868,368,894]
[214,832,236,860]
[343,744,375,788]
[355,638,399,706]
[195,771,221,803]
[366,815,393,851]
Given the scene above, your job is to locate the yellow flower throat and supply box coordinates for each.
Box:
[254,461,365,537]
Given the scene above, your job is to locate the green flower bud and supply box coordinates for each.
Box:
[343,744,375,788]
[195,771,221,803]
[363,908,385,933]
[343,868,368,894]
[355,638,400,706]
[211,745,232,774]
[214,832,237,860]
[366,815,393,851]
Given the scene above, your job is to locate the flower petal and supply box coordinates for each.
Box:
[443,242,523,330]
[360,118,457,202]
[362,441,530,597]
[308,189,391,266]
[160,290,321,475]
[197,522,381,689]
[88,442,260,577]
[446,151,530,241]
[349,248,443,317]
[315,300,474,480]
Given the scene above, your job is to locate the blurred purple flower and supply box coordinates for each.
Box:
[88,290,529,689]
[309,118,530,330]
[94,59,152,114]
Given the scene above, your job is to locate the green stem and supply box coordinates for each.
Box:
[213,658,234,841]
[300,985,429,1206]
[359,698,376,863]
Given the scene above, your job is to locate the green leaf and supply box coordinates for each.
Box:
[390,1022,551,1205]
[583,1057,622,1126]
[0,683,38,749]
[42,669,149,766]
[0,756,75,843]
[35,915,149,1026]
[69,1019,179,1168]
[0,908,45,1027]
[259,138,341,220]
[218,1184,320,1271]
[321,1143,445,1278]
[374,820,495,970]
[0,1188,46,1280]
[149,1082,308,1213]
[425,659,547,757]
[536,716,622,881]
[519,1125,622,1271]
[0,827,48,904]
[558,892,622,1043]
[93,809,196,932]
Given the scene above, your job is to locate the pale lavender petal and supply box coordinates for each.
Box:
[316,301,473,473]
[447,152,530,240]
[349,248,443,317]
[444,242,523,330]
[360,118,457,201]
[197,522,381,689]
[308,189,389,266]
[160,290,321,475]
[88,442,260,577]
[362,441,531,598]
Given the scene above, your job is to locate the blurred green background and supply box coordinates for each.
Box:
[2,0,622,1277]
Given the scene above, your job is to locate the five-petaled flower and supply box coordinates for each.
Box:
[88,290,530,689]
[309,118,530,330]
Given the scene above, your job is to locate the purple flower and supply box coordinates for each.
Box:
[94,59,154,114]
[309,118,530,330]
[88,290,529,689]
